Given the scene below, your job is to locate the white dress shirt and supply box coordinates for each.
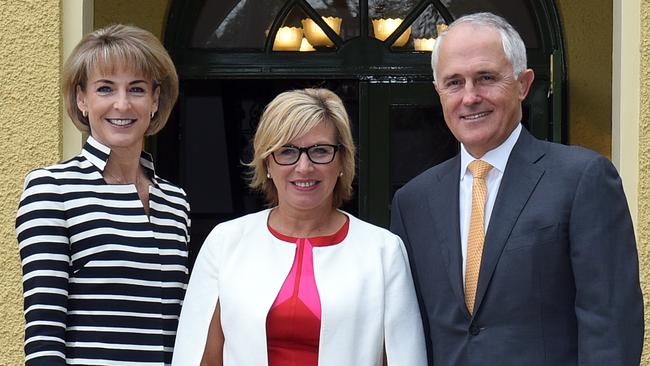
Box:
[459,123,522,283]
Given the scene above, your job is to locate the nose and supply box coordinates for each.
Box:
[294,151,314,172]
[461,81,483,105]
[113,92,131,111]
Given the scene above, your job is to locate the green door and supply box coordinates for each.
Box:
[360,81,457,226]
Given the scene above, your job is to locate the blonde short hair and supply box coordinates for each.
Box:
[248,88,356,208]
[62,24,179,135]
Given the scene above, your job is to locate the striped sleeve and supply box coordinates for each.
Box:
[16,169,70,366]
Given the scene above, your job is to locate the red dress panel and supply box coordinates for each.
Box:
[266,219,349,366]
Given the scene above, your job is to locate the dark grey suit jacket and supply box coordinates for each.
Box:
[391,128,643,366]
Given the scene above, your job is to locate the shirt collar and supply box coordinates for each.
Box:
[81,135,157,179]
[460,123,522,180]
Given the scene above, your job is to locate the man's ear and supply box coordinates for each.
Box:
[517,68,535,101]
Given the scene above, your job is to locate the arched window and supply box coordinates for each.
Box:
[156,0,565,265]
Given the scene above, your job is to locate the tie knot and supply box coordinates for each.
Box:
[468,160,493,179]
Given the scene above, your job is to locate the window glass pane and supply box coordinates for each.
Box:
[191,0,287,49]
[389,104,458,198]
[191,0,541,50]
[369,0,416,48]
[411,4,448,39]
[305,0,360,44]
[273,7,310,51]
[403,4,449,51]
[192,0,361,50]
[445,0,540,48]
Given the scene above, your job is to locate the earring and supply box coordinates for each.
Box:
[267,173,271,179]
[82,110,88,118]
[150,111,155,119]
[339,172,343,177]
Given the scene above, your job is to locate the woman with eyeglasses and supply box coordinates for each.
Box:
[172,88,426,365]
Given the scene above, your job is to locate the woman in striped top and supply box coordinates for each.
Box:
[16,24,190,365]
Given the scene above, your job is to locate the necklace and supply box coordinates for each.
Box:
[103,167,150,188]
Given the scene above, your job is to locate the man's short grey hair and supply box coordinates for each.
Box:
[431,12,527,82]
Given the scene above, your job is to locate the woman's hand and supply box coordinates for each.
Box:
[200,301,224,366]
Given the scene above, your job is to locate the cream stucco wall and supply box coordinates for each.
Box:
[639,1,650,364]
[613,0,640,226]
[0,0,62,364]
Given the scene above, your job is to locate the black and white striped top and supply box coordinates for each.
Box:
[16,136,191,366]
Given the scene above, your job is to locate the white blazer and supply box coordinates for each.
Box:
[172,209,426,366]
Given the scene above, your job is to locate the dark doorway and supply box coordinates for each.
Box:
[156,0,565,266]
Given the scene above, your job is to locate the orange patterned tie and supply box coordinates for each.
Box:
[465,160,493,314]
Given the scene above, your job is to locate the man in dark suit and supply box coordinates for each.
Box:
[391,12,643,365]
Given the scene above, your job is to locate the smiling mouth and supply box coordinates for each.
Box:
[107,118,136,127]
[293,181,318,188]
[461,111,491,120]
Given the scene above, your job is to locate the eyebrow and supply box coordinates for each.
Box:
[440,73,462,84]
[91,79,149,85]
[282,143,335,147]
[441,70,496,82]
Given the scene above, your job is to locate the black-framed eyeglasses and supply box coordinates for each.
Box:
[271,144,342,165]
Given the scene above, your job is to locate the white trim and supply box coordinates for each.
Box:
[62,0,93,160]
[612,0,640,228]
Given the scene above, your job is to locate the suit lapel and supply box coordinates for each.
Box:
[427,155,467,315]
[473,129,546,313]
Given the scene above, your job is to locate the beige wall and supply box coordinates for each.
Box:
[639,1,650,364]
[62,0,93,161]
[0,0,62,364]
[94,0,170,39]
[557,0,612,157]
[613,0,640,225]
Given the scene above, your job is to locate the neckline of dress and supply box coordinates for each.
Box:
[267,215,349,246]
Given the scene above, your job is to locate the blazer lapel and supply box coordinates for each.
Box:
[473,129,546,313]
[427,155,467,315]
